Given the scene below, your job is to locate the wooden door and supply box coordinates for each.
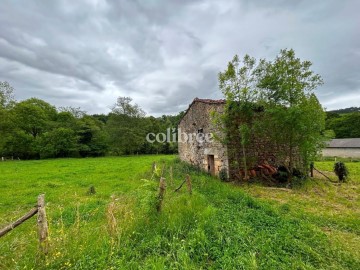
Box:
[207,155,215,176]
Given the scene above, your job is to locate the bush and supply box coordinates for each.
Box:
[334,161,349,182]
[219,167,228,181]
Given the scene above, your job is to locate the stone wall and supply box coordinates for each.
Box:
[322,148,360,158]
[227,133,296,180]
[226,111,300,180]
[178,99,228,177]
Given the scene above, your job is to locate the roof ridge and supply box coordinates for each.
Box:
[193,97,226,104]
[178,98,226,124]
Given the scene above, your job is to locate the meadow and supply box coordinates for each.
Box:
[0,156,359,269]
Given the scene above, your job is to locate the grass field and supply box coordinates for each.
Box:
[0,156,359,269]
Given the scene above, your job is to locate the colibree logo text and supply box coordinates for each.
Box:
[146,128,214,143]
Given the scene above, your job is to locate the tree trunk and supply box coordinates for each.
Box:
[156,178,166,212]
[288,140,293,186]
[242,144,248,180]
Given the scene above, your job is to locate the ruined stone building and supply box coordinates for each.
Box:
[178,98,296,180]
[178,98,229,177]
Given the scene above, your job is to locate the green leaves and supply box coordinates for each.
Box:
[219,54,259,104]
[219,49,325,174]
[39,128,78,158]
[0,81,15,109]
[326,112,360,138]
[258,48,324,107]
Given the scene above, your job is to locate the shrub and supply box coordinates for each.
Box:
[334,161,349,182]
[219,167,228,181]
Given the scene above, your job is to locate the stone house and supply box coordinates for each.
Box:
[178,98,297,180]
[178,98,229,177]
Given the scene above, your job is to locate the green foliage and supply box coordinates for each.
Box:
[106,113,145,155]
[0,85,181,159]
[257,49,325,171]
[258,49,323,106]
[87,185,96,195]
[39,128,78,158]
[3,130,37,159]
[326,112,360,138]
[110,96,145,118]
[218,54,260,177]
[217,49,326,178]
[13,98,57,138]
[77,116,108,157]
[334,161,349,182]
[0,81,15,109]
[219,167,228,181]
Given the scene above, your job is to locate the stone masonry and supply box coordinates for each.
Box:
[178,98,229,177]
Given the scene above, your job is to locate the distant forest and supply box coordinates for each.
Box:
[0,81,183,159]
[326,107,360,139]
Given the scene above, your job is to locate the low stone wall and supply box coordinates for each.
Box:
[322,148,360,158]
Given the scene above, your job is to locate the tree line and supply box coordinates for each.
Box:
[325,110,360,138]
[0,82,182,159]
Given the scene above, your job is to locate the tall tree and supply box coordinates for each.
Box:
[217,49,325,182]
[0,81,15,109]
[0,82,16,154]
[106,97,146,155]
[110,97,145,118]
[257,49,325,175]
[13,98,57,138]
[58,106,86,119]
[77,115,108,157]
[218,54,259,180]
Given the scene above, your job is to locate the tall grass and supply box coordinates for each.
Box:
[0,156,359,269]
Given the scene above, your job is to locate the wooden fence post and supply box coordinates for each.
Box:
[156,177,166,212]
[37,194,49,254]
[186,174,192,195]
[170,166,173,186]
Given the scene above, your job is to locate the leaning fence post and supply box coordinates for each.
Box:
[186,174,192,195]
[0,207,38,238]
[37,194,49,254]
[156,177,166,212]
[169,166,173,186]
[310,162,314,178]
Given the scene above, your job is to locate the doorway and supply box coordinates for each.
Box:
[207,155,215,176]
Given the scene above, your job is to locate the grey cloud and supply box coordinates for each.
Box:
[0,0,359,116]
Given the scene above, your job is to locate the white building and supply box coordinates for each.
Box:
[322,138,360,158]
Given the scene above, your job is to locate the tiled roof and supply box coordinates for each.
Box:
[326,138,360,148]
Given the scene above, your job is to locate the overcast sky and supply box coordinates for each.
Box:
[0,0,359,116]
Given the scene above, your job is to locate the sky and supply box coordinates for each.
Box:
[0,0,359,116]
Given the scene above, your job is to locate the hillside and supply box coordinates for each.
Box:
[0,156,359,269]
[328,107,360,114]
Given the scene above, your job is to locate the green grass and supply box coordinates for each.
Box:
[0,156,359,269]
